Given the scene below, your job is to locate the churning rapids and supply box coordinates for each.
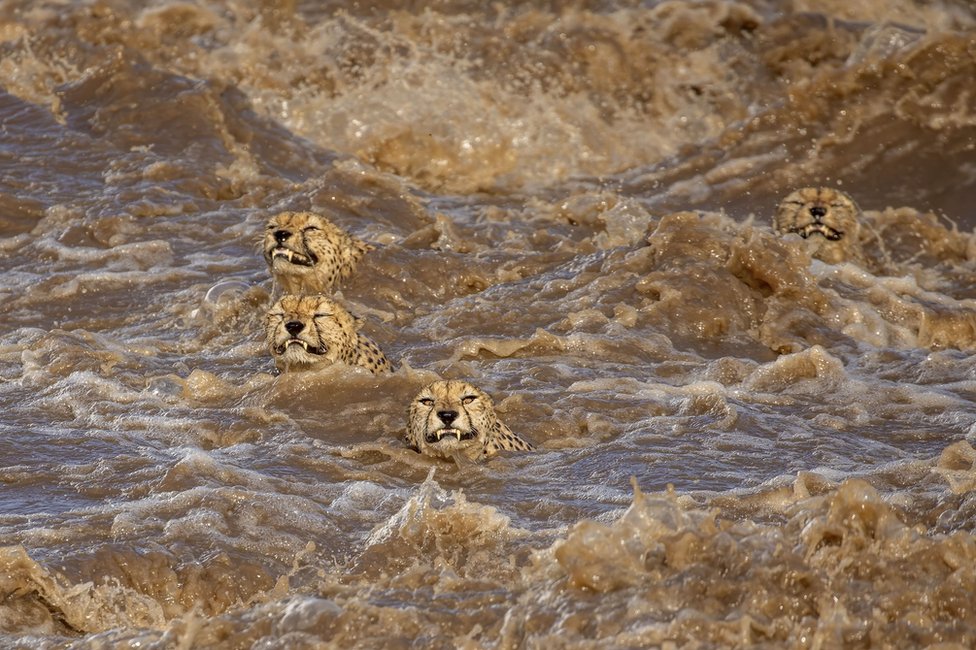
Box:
[3,1,976,647]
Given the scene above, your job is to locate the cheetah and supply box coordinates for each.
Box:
[265,294,392,373]
[406,380,533,462]
[773,187,862,264]
[263,211,372,295]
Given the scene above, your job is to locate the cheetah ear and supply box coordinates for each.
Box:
[352,315,365,330]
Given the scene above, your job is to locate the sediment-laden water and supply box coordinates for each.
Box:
[2,1,976,647]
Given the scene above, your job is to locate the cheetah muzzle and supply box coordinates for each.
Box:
[425,425,477,444]
[790,218,844,242]
[270,242,316,268]
[273,338,327,357]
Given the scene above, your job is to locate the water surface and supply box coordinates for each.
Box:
[2,1,976,647]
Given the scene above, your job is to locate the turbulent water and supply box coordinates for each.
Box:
[3,0,976,647]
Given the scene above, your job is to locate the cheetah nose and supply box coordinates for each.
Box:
[809,206,827,219]
[437,410,458,425]
[284,321,305,336]
[273,229,291,244]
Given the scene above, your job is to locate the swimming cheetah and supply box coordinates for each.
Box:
[265,294,391,373]
[773,187,862,264]
[406,380,533,461]
[263,211,372,295]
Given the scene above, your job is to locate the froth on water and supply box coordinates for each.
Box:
[2,0,976,647]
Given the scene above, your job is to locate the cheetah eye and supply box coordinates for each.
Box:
[312,312,333,319]
[302,226,321,233]
[461,395,477,405]
[419,397,434,406]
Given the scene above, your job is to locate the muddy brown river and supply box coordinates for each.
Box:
[3,1,976,647]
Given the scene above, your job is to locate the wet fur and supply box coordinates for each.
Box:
[406,380,533,461]
[773,187,862,264]
[263,211,372,295]
[265,294,391,373]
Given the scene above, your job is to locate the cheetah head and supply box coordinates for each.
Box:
[773,187,861,263]
[408,380,500,461]
[263,211,369,294]
[265,294,360,372]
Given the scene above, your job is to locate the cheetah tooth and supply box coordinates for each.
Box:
[436,428,462,441]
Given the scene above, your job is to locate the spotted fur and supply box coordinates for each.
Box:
[773,187,862,264]
[406,380,533,461]
[265,294,391,373]
[263,211,372,295]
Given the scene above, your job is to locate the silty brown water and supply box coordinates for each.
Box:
[2,1,976,647]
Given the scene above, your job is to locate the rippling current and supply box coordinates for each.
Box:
[3,1,976,647]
